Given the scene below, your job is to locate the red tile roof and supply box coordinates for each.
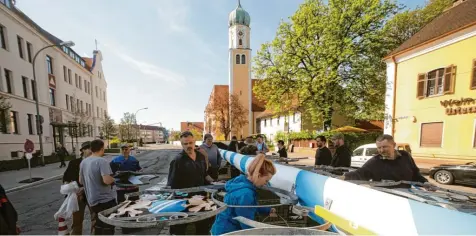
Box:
[388,0,476,57]
[355,120,384,131]
[82,57,94,70]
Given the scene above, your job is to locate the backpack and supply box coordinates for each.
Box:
[0,185,19,235]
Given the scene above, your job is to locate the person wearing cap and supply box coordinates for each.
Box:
[255,135,269,154]
[330,133,351,167]
[62,141,94,235]
[110,144,142,203]
[200,134,222,180]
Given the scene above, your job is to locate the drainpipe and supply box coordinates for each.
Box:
[391,56,398,137]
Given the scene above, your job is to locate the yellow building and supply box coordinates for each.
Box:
[384,0,476,160]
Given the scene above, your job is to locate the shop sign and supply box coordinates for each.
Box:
[440,97,476,115]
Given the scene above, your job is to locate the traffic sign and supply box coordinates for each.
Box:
[25,153,32,160]
[24,139,34,153]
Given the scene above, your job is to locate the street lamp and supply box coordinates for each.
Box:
[32,40,75,166]
[134,107,148,148]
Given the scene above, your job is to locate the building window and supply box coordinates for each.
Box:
[10,111,18,134]
[417,66,456,98]
[96,86,98,97]
[17,35,24,59]
[36,115,43,135]
[239,39,242,46]
[27,114,34,135]
[474,120,476,148]
[80,101,83,113]
[236,54,240,64]
[70,96,74,112]
[76,99,80,113]
[68,69,72,84]
[241,55,246,64]
[49,88,56,106]
[420,122,443,147]
[0,110,7,133]
[0,24,6,50]
[26,42,33,63]
[22,76,28,98]
[4,69,12,94]
[84,79,87,92]
[103,91,106,101]
[79,76,82,89]
[63,66,67,82]
[66,95,69,111]
[471,59,476,90]
[46,55,53,74]
[31,80,37,101]
[277,116,280,125]
[75,74,78,87]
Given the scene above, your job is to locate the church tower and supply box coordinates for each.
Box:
[228,0,252,139]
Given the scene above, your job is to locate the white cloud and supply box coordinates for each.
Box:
[102,42,186,86]
[155,0,220,59]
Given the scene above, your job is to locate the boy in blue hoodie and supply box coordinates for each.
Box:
[211,154,277,235]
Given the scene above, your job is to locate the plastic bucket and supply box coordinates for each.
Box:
[222,227,337,235]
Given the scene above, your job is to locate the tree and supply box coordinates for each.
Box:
[205,92,249,140]
[0,96,11,133]
[253,0,399,126]
[119,112,136,142]
[101,113,117,148]
[383,0,453,52]
[169,131,181,141]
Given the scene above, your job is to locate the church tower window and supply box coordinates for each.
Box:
[239,39,243,46]
[241,55,246,64]
[236,54,241,64]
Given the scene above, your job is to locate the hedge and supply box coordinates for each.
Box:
[104,148,121,154]
[0,154,75,172]
[277,130,382,151]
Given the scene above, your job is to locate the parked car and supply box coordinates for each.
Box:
[429,162,476,185]
[350,143,412,168]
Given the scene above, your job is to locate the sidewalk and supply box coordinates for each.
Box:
[1,154,119,193]
[0,162,66,192]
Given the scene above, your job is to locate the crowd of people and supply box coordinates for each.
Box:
[0,131,431,235]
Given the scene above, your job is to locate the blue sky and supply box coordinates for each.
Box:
[17,0,427,130]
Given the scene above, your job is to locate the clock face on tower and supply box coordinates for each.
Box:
[238,30,244,38]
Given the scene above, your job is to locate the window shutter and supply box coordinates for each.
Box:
[471,60,476,90]
[417,74,426,99]
[443,65,456,94]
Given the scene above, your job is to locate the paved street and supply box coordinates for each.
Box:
[8,145,181,235]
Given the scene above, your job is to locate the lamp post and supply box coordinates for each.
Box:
[134,107,148,148]
[32,41,75,166]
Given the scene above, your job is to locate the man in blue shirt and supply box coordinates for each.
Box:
[111,144,142,203]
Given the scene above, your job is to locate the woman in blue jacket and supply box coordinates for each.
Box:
[211,154,277,235]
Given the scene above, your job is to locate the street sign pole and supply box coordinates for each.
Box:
[26,153,32,182]
[24,139,35,183]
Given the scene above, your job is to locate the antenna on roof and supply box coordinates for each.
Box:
[95,39,98,50]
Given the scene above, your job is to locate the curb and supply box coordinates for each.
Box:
[6,174,63,194]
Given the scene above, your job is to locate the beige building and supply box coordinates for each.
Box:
[0,0,108,160]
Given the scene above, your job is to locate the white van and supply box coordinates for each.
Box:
[351,143,412,168]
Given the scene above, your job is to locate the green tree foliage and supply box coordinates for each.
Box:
[101,113,117,148]
[0,96,11,133]
[119,112,136,142]
[383,0,453,52]
[253,0,399,125]
[253,0,452,126]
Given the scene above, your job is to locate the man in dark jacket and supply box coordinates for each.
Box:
[62,141,94,235]
[314,136,332,166]
[0,184,19,235]
[343,134,428,188]
[167,131,211,235]
[330,133,351,167]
